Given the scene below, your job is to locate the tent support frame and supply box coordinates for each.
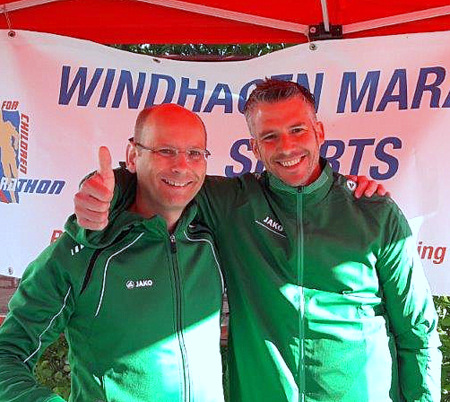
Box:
[1,0,450,40]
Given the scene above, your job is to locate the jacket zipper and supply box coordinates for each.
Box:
[297,187,305,402]
[169,234,191,401]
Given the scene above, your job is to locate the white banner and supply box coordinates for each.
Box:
[0,30,449,294]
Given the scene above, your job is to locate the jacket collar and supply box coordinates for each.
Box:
[129,201,199,237]
[265,158,334,206]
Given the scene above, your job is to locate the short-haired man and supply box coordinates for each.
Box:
[73,80,440,401]
[0,104,225,401]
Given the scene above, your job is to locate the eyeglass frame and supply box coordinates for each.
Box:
[128,137,211,161]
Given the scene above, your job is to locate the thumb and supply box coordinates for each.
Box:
[97,146,115,192]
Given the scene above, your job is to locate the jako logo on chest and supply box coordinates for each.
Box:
[263,216,284,232]
[126,279,154,289]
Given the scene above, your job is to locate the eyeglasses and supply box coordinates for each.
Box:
[129,138,211,161]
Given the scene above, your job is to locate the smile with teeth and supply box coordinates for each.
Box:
[278,156,305,167]
[162,178,191,187]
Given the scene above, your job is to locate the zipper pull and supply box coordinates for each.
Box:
[169,234,177,253]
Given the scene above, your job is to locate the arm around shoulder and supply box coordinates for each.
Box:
[196,174,250,230]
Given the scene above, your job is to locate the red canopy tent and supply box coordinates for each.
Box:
[1,0,450,324]
[0,0,450,44]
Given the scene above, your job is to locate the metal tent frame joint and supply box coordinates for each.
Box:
[308,23,342,40]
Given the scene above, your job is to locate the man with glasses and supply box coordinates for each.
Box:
[70,79,440,401]
[0,104,225,401]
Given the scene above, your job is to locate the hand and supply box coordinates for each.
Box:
[74,146,114,230]
[346,175,391,199]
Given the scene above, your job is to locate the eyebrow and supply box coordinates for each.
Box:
[152,141,206,148]
[258,129,276,137]
[289,123,307,130]
[258,123,307,137]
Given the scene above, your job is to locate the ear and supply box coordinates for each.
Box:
[315,121,325,146]
[250,137,262,161]
[126,143,137,173]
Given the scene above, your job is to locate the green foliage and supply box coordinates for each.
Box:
[221,345,229,401]
[35,335,71,400]
[435,296,450,401]
[109,43,292,58]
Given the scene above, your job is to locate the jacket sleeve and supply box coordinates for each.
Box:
[196,175,243,232]
[376,201,441,401]
[0,240,76,402]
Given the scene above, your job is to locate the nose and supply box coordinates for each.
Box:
[170,152,190,173]
[277,133,296,153]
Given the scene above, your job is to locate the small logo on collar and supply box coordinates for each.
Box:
[347,180,356,192]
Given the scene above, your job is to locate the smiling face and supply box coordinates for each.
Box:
[248,96,325,187]
[127,104,207,221]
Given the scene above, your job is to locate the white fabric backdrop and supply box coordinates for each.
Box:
[0,30,448,294]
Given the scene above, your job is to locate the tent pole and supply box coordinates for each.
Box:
[320,0,330,32]
[134,0,309,36]
[0,0,64,14]
[344,5,450,34]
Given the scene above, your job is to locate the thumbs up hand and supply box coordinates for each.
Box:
[74,147,115,230]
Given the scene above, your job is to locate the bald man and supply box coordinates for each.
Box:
[0,105,225,402]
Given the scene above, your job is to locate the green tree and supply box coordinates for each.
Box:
[35,335,70,399]
[110,43,291,58]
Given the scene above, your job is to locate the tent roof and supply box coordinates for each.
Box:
[1,0,450,44]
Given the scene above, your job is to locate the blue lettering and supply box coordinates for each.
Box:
[48,181,65,195]
[225,139,264,177]
[16,179,27,192]
[443,89,450,108]
[320,140,345,172]
[238,74,324,114]
[271,74,294,82]
[112,70,146,109]
[297,73,324,113]
[337,71,380,113]
[204,83,233,113]
[348,138,375,175]
[411,67,446,109]
[58,66,103,106]
[16,179,66,194]
[145,74,176,107]
[371,137,401,180]
[177,77,206,112]
[24,179,38,193]
[225,139,253,177]
[254,159,265,173]
[98,69,116,108]
[36,180,51,194]
[238,79,264,113]
[376,69,408,111]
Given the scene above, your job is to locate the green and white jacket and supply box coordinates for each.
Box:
[53,159,441,401]
[0,197,224,402]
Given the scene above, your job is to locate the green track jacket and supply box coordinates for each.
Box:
[196,160,441,402]
[0,201,225,402]
[63,159,441,401]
